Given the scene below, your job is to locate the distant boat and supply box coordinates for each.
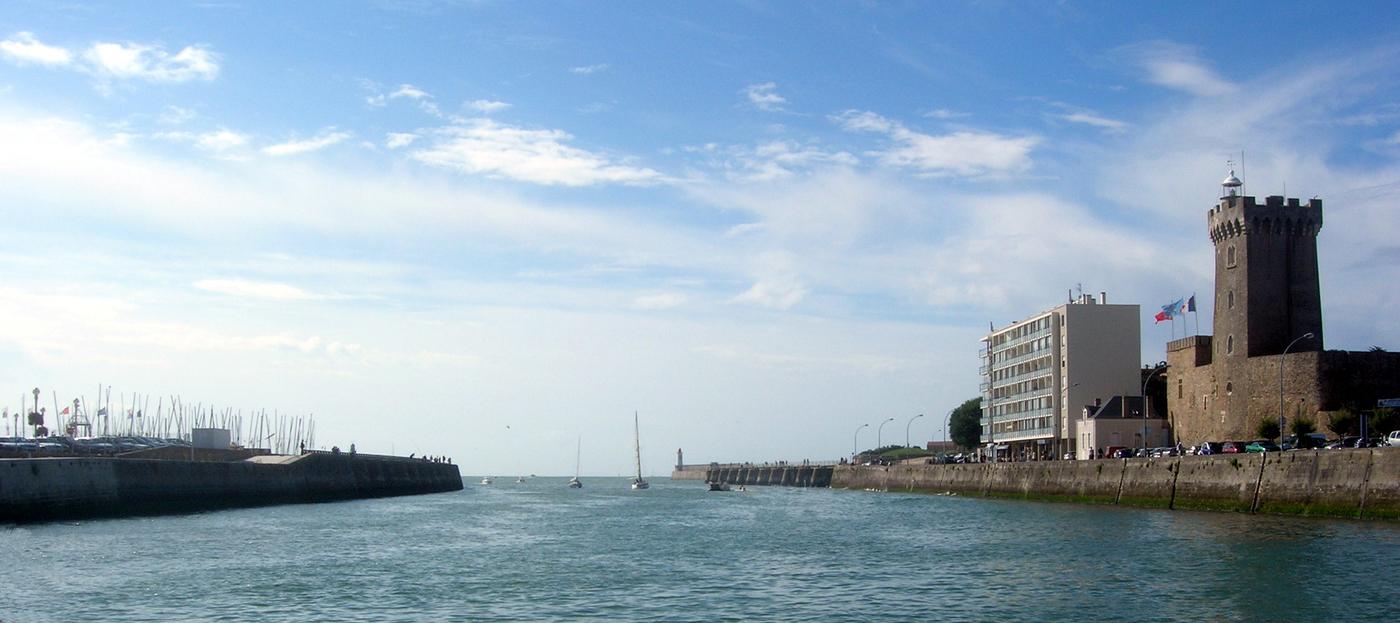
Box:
[568,436,583,489]
[630,412,649,490]
[707,481,730,492]
[480,476,493,485]
[515,476,526,484]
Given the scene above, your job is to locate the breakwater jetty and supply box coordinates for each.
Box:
[673,463,834,488]
[1,450,463,523]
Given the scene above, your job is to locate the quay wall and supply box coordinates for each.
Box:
[831,449,1400,520]
[0,451,463,523]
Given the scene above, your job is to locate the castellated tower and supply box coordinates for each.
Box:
[1208,173,1324,362]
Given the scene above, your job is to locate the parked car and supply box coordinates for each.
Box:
[1326,436,1361,449]
[1245,440,1280,453]
[1283,433,1328,450]
[1195,442,1225,456]
[1222,441,1249,454]
[1387,431,1400,448]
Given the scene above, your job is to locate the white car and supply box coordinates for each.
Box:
[1385,430,1400,448]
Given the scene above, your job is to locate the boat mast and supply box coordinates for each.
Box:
[634,411,642,481]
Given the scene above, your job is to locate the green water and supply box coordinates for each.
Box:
[2,478,1396,621]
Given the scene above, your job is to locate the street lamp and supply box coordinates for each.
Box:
[905,413,924,448]
[1281,333,1315,446]
[852,423,869,459]
[1141,363,1167,455]
[876,417,895,450]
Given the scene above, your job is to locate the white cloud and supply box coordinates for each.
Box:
[703,140,859,182]
[731,252,807,310]
[923,108,968,119]
[0,32,72,66]
[466,99,511,114]
[744,82,786,112]
[85,41,219,82]
[410,118,663,186]
[1120,41,1236,97]
[633,292,687,310]
[197,129,249,152]
[194,278,318,301]
[833,110,1038,177]
[262,130,352,156]
[570,63,609,75]
[390,84,430,100]
[1060,111,1129,133]
[385,132,419,149]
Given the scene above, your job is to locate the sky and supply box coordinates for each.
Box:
[2,1,1399,477]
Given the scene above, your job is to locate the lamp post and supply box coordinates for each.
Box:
[1141,363,1167,455]
[852,423,869,459]
[876,417,895,450]
[1281,333,1315,446]
[905,413,924,448]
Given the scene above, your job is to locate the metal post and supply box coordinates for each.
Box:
[1281,333,1314,446]
[877,417,895,450]
[1142,364,1166,455]
[852,423,869,459]
[905,413,924,448]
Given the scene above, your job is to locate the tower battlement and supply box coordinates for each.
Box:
[1209,195,1322,243]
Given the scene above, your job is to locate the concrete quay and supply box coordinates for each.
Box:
[830,448,1400,521]
[1,450,463,523]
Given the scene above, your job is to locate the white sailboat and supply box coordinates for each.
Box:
[568,436,583,488]
[480,476,493,485]
[630,412,649,490]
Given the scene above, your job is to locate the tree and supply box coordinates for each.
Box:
[1257,418,1280,441]
[1328,408,1359,437]
[1290,417,1316,437]
[948,397,982,450]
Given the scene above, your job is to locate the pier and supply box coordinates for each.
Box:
[673,462,835,488]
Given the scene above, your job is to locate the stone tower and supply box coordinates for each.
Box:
[1206,170,1324,420]
[1208,174,1324,358]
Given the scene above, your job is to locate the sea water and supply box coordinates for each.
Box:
[2,478,1396,622]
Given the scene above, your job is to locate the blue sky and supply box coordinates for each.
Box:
[2,1,1399,476]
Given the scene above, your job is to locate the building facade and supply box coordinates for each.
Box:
[1167,175,1400,443]
[980,293,1141,460]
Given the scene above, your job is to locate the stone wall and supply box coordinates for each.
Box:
[832,449,1400,521]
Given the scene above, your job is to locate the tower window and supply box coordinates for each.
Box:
[1177,379,1183,399]
[1226,382,1233,395]
[1226,245,1237,267]
[1228,290,1235,309]
[1226,335,1235,355]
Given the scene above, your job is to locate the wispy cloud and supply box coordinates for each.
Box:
[158,105,197,125]
[633,292,687,310]
[744,82,786,112]
[390,84,430,100]
[1059,111,1129,132]
[385,132,418,149]
[923,108,967,120]
[197,129,249,152]
[693,140,858,182]
[262,130,351,156]
[85,41,219,82]
[833,110,1038,177]
[1119,40,1236,97]
[194,278,320,300]
[466,99,511,114]
[410,118,663,186]
[570,63,609,75]
[0,32,72,66]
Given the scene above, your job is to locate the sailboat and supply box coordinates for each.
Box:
[568,436,583,488]
[480,476,493,485]
[630,412,649,490]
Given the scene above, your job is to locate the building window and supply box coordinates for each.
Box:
[1226,245,1237,267]
[1226,382,1233,396]
[1226,335,1234,355]
[1228,290,1234,309]
[1177,379,1183,399]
